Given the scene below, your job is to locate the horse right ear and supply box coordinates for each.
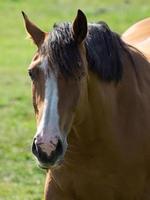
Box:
[73,9,87,44]
[22,11,46,47]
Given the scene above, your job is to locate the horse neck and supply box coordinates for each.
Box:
[67,48,150,162]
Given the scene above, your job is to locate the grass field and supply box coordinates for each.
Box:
[0,0,149,199]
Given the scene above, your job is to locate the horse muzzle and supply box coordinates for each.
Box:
[32,136,64,168]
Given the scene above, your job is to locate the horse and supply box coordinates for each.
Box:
[122,17,150,61]
[22,10,150,200]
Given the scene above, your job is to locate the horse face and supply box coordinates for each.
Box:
[29,55,80,168]
[23,10,87,168]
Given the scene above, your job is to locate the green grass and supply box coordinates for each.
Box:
[0,0,149,199]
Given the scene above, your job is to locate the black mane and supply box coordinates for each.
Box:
[46,23,83,79]
[85,22,126,82]
[45,21,132,82]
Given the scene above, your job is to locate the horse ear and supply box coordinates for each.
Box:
[22,11,46,47]
[73,9,87,44]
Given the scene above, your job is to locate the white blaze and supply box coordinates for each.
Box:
[37,74,60,136]
[35,58,61,155]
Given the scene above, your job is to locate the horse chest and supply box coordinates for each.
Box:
[45,166,150,200]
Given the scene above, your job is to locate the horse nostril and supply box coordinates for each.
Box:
[32,138,39,156]
[55,139,63,156]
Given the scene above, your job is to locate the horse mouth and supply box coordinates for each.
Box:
[37,158,64,169]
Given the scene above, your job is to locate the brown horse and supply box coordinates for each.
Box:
[22,10,150,200]
[122,17,150,61]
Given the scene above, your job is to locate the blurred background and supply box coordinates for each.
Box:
[0,0,149,199]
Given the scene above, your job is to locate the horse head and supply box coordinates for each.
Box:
[22,10,88,168]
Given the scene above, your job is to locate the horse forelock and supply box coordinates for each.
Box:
[43,21,133,82]
[43,22,83,79]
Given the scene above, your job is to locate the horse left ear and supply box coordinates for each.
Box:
[22,11,46,47]
[73,9,87,44]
